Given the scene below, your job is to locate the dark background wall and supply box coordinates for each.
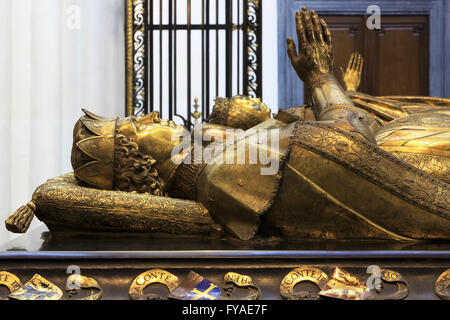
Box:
[278,0,450,109]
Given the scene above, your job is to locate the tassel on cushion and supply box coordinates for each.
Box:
[5,201,36,233]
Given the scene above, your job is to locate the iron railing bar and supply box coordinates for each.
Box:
[148,24,232,30]
[215,0,219,98]
[174,0,179,123]
[143,0,149,115]
[187,0,192,128]
[225,0,232,97]
[242,0,249,96]
[205,0,211,119]
[168,0,173,120]
[237,0,241,94]
[149,0,154,112]
[159,0,163,117]
[202,0,205,121]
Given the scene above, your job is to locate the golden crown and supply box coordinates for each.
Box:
[71,109,118,190]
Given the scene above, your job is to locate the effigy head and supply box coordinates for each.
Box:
[208,95,271,130]
[71,109,185,195]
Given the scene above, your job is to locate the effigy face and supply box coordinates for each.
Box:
[117,113,186,163]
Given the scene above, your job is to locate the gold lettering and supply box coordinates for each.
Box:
[135,276,145,286]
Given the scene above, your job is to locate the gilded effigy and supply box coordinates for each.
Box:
[5,8,450,242]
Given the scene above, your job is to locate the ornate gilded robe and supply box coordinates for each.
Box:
[169,108,450,241]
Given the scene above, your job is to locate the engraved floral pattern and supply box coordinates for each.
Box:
[293,122,449,219]
[32,173,218,235]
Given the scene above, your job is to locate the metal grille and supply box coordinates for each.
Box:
[126,0,262,128]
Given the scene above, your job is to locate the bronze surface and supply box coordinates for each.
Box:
[435,269,450,300]
[4,7,450,242]
[0,271,23,300]
[129,269,180,300]
[280,267,328,300]
[66,274,103,300]
[222,272,261,300]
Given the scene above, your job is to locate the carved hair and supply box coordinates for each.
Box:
[114,130,165,195]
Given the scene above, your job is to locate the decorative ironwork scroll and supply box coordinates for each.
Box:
[126,0,148,117]
[243,0,262,99]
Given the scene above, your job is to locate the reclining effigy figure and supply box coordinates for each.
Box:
[6,8,450,241]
